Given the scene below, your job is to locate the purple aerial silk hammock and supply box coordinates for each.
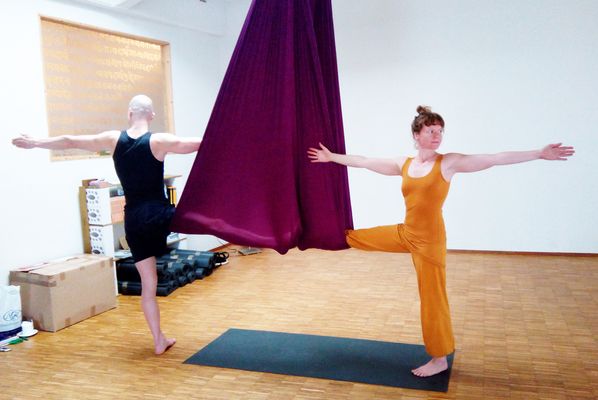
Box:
[171,0,353,254]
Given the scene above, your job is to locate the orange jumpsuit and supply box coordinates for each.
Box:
[346,155,454,357]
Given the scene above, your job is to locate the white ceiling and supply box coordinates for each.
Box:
[68,0,146,9]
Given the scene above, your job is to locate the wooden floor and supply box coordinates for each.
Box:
[4,248,598,399]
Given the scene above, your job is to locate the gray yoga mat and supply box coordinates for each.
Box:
[185,328,454,392]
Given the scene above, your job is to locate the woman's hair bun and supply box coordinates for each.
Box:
[416,105,431,115]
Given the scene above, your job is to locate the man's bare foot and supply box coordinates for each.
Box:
[155,335,176,355]
[411,356,448,377]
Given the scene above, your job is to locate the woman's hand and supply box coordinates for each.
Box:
[539,143,575,161]
[307,142,333,163]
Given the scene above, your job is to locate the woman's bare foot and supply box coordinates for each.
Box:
[411,356,448,377]
[155,335,176,355]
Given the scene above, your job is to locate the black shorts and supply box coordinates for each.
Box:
[124,201,175,263]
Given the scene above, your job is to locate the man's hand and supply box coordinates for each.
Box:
[12,134,37,149]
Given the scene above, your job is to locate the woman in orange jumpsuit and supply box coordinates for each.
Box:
[307,106,574,377]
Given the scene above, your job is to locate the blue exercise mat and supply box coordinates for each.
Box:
[185,328,454,392]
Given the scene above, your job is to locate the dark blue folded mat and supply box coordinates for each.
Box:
[185,328,454,392]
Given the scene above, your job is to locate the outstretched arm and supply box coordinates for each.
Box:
[12,131,120,152]
[150,133,202,161]
[307,142,405,176]
[444,143,575,179]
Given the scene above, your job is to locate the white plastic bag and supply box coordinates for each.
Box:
[0,286,22,333]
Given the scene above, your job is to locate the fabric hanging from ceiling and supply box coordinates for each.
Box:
[170,0,353,254]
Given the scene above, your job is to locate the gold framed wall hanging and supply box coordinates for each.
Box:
[40,17,174,161]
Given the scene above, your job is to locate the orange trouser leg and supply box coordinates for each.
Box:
[411,253,454,357]
[346,225,454,357]
[346,225,410,253]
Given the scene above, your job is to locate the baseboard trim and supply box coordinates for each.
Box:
[447,249,598,257]
[210,244,597,257]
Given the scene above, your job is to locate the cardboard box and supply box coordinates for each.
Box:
[110,196,126,223]
[9,254,117,332]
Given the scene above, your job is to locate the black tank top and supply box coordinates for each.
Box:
[112,131,167,206]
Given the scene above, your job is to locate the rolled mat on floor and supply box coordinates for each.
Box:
[116,249,228,296]
[116,260,177,283]
[162,261,195,284]
[163,251,217,271]
[193,267,209,279]
[168,249,229,267]
[116,259,185,296]
[197,250,229,266]
[118,280,177,297]
[161,253,216,278]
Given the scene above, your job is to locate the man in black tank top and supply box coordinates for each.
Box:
[12,95,201,355]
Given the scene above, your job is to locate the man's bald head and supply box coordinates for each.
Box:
[128,94,155,120]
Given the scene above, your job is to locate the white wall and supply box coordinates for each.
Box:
[331,0,598,253]
[0,0,226,285]
[221,0,252,70]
